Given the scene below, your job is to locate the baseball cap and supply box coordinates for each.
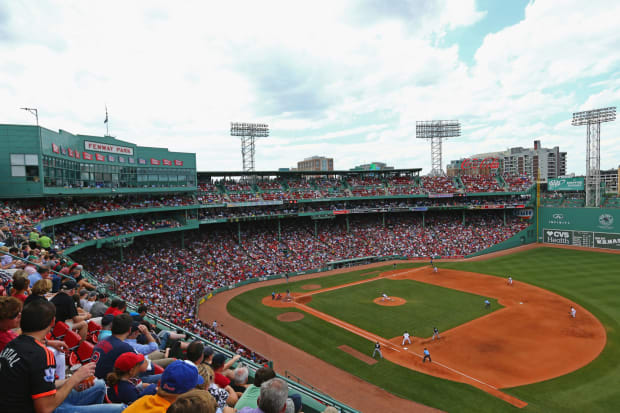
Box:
[60,280,77,290]
[97,292,109,299]
[130,321,141,333]
[160,360,204,394]
[114,352,145,372]
[203,345,214,358]
[88,291,98,298]
[211,353,227,369]
[101,314,115,326]
[79,289,88,296]
[289,394,302,413]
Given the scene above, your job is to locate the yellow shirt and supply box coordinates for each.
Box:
[123,394,171,413]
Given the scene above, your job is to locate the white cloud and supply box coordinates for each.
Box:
[0,0,618,175]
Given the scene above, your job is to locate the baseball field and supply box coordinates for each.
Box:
[209,246,620,412]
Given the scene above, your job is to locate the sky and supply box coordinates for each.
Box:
[1,0,619,174]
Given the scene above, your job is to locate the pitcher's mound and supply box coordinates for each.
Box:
[373,297,406,306]
[301,284,321,290]
[277,312,305,322]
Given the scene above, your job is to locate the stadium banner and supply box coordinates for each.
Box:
[547,177,585,191]
[85,140,134,155]
[409,207,428,212]
[82,152,93,160]
[544,228,620,250]
[333,209,350,215]
[543,229,573,245]
[428,193,453,198]
[539,207,619,232]
[593,232,620,250]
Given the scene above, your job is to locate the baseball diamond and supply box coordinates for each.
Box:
[206,244,619,412]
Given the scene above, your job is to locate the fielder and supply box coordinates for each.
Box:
[402,331,411,346]
[570,306,576,318]
[432,326,440,340]
[433,266,438,273]
[484,299,491,309]
[508,276,513,286]
[372,341,383,358]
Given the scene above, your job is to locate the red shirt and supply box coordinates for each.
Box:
[104,307,124,316]
[214,372,230,388]
[11,292,28,303]
[0,329,18,352]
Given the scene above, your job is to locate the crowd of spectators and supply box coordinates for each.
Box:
[420,176,457,194]
[503,174,533,192]
[461,175,503,192]
[52,216,182,250]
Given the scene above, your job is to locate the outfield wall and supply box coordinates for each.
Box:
[538,207,620,250]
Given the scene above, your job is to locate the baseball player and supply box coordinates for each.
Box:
[381,293,393,302]
[433,266,438,273]
[484,299,491,309]
[570,306,576,318]
[432,326,440,340]
[372,341,383,358]
[402,331,411,346]
[423,348,432,363]
[508,276,513,286]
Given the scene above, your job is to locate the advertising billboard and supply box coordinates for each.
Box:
[547,177,584,191]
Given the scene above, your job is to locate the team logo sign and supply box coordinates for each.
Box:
[552,213,564,219]
[599,214,614,228]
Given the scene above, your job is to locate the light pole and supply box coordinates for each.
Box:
[230,122,270,183]
[416,120,461,176]
[21,107,43,185]
[572,107,616,207]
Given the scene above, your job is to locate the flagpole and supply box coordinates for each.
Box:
[105,105,109,136]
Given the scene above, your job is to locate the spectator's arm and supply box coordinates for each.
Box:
[223,354,241,371]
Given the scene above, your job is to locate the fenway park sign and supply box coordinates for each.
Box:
[461,157,500,170]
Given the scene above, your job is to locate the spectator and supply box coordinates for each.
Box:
[104,298,126,316]
[106,352,153,405]
[93,313,139,380]
[238,378,289,413]
[125,322,175,368]
[0,296,22,351]
[10,276,29,303]
[166,389,218,413]
[24,278,53,306]
[51,280,90,339]
[231,365,250,394]
[0,299,124,412]
[235,366,277,410]
[123,360,205,413]
[83,291,97,312]
[89,292,109,318]
[98,314,115,342]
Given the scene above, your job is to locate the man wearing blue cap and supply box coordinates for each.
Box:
[124,360,204,413]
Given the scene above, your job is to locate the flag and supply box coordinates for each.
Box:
[104,106,108,123]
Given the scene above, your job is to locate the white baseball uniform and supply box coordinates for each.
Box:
[402,332,411,345]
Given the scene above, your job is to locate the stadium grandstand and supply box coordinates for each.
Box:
[0,122,559,412]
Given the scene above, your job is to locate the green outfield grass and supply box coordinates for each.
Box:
[307,278,500,338]
[228,249,620,413]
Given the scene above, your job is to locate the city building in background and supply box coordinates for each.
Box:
[350,162,394,171]
[600,167,619,194]
[297,156,334,171]
[447,140,566,181]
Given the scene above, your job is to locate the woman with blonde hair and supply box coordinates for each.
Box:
[24,278,52,306]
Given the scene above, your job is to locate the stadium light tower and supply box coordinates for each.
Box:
[416,120,460,176]
[572,107,616,207]
[230,122,269,179]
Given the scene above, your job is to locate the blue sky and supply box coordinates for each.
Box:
[0,0,618,174]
